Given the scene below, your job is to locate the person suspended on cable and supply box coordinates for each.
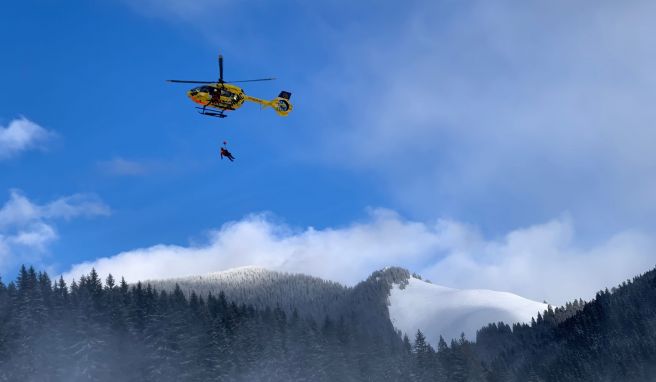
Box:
[220,141,235,161]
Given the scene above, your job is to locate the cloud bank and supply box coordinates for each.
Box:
[64,210,655,305]
[0,117,55,159]
[0,190,110,272]
[314,0,656,233]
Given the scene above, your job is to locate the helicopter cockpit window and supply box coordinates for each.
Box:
[199,86,214,93]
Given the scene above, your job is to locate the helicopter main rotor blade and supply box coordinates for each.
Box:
[219,54,224,83]
[166,80,216,84]
[225,78,276,83]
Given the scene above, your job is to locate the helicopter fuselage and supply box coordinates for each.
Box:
[187,83,246,111]
[186,83,293,117]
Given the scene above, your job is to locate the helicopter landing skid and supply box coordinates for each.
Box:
[196,107,227,118]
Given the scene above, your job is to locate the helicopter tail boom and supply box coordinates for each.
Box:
[244,91,293,116]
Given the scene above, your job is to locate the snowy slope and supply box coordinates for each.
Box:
[388,277,548,345]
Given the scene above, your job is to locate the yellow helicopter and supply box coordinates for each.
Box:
[167,55,293,119]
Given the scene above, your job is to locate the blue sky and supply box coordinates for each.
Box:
[0,0,390,264]
[2,1,656,304]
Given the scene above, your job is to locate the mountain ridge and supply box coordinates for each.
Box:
[145,265,547,342]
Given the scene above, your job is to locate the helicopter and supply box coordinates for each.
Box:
[167,55,293,118]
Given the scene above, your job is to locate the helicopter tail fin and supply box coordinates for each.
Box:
[271,91,293,116]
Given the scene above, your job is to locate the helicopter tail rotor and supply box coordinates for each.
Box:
[271,91,293,116]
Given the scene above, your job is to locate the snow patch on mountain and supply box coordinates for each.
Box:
[388,277,548,345]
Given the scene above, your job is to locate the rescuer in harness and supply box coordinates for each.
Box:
[220,141,236,162]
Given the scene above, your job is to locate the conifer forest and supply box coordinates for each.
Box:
[1,265,655,381]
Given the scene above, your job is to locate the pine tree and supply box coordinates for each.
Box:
[413,330,435,381]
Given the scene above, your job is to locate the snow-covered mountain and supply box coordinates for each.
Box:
[145,266,548,346]
[388,275,548,345]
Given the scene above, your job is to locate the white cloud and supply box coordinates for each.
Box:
[98,157,148,176]
[42,193,111,219]
[0,117,55,159]
[0,190,110,228]
[422,217,656,305]
[300,0,656,234]
[0,190,110,271]
[8,223,57,250]
[63,210,655,305]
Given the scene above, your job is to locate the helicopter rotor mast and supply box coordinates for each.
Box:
[218,54,224,84]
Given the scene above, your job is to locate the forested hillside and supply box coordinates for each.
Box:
[1,264,655,381]
[0,266,408,381]
[145,266,349,321]
[478,266,656,381]
[147,266,413,342]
